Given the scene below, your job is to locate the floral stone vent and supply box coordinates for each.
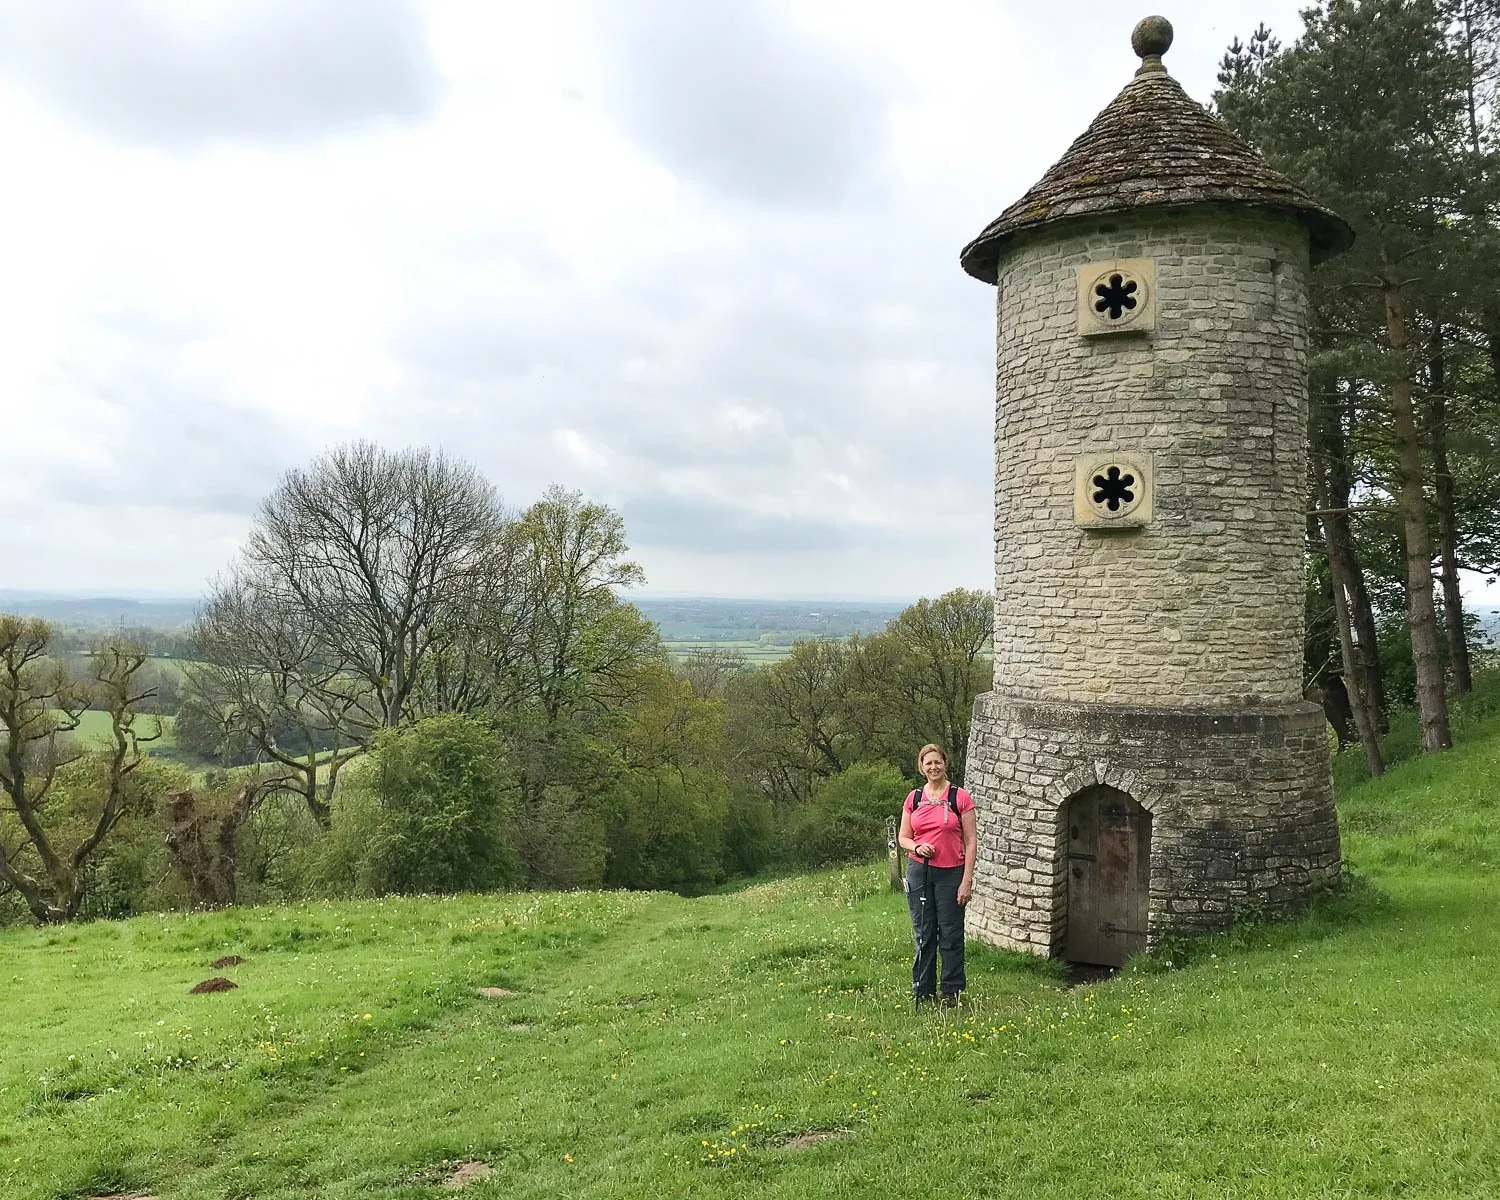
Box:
[1074,453,1153,528]
[1077,259,1156,336]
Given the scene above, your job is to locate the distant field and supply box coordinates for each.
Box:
[662,639,994,667]
[64,708,177,748]
[664,639,792,664]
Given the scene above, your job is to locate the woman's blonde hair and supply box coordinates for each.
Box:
[915,743,948,772]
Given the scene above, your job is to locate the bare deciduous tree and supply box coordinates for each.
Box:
[185,573,371,826]
[0,618,159,922]
[681,645,748,700]
[245,441,510,728]
[190,443,516,822]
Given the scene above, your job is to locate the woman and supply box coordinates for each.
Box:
[897,743,977,1008]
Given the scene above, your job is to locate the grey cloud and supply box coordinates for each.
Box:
[0,0,440,147]
[52,321,296,515]
[380,203,996,529]
[590,0,896,206]
[621,484,982,560]
[76,388,292,517]
[396,293,647,389]
[369,170,997,577]
[622,492,864,555]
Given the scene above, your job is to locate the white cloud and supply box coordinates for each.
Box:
[3,0,1447,606]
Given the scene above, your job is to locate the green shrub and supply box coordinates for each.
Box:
[315,766,384,897]
[346,714,519,896]
[723,788,777,876]
[234,791,328,905]
[600,767,729,895]
[70,756,192,920]
[788,762,909,868]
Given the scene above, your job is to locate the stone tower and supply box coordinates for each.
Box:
[959,17,1351,966]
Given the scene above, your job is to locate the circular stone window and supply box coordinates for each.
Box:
[1087,266,1148,330]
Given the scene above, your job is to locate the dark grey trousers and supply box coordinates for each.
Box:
[905,859,965,998]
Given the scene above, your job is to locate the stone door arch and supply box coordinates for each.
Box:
[1064,784,1151,966]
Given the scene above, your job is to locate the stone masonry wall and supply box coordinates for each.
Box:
[991,207,1311,708]
[964,693,1341,954]
[969,206,1339,955]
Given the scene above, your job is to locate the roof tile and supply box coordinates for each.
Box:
[959,67,1352,283]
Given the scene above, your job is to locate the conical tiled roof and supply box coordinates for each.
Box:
[959,34,1352,283]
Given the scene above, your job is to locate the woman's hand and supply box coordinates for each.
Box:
[957,877,973,906]
[912,841,934,858]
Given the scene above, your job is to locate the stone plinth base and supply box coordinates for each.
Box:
[963,692,1340,957]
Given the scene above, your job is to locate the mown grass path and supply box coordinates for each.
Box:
[2,725,1498,1199]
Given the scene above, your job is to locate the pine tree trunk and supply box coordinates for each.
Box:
[1344,536,1388,733]
[1305,514,1354,746]
[1323,518,1385,776]
[1312,391,1384,776]
[1382,274,1451,751]
[1426,323,1473,693]
[1321,383,1388,731]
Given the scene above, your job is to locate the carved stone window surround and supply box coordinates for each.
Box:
[1077,258,1157,336]
[1074,453,1153,528]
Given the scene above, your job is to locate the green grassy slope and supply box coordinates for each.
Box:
[64,709,177,748]
[2,725,1497,1198]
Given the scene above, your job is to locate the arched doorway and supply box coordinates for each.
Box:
[1064,785,1151,966]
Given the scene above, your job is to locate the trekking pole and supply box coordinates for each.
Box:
[914,857,933,1011]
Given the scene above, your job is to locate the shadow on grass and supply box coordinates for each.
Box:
[965,939,1068,984]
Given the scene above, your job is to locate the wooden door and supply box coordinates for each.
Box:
[1065,786,1150,966]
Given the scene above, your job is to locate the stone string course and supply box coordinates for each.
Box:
[968,207,1341,953]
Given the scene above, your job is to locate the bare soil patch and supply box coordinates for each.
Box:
[780,1128,849,1150]
[477,987,517,998]
[1065,962,1118,988]
[84,1193,156,1199]
[210,955,245,969]
[443,1161,492,1188]
[188,977,237,994]
[506,1022,531,1032]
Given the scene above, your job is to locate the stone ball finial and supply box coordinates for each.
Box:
[1132,16,1173,71]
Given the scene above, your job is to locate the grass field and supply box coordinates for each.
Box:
[1,711,1496,1198]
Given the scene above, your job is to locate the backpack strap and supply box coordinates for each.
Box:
[909,786,962,821]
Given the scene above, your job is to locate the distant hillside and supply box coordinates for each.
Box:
[1479,606,1500,645]
[3,590,1487,650]
[633,597,907,642]
[0,591,906,644]
[0,590,198,630]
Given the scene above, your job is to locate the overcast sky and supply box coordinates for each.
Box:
[2,0,1491,604]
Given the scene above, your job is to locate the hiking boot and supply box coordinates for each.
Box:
[914,993,936,1012]
[939,992,961,1009]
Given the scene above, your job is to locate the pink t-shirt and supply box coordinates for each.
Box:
[906,786,975,868]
